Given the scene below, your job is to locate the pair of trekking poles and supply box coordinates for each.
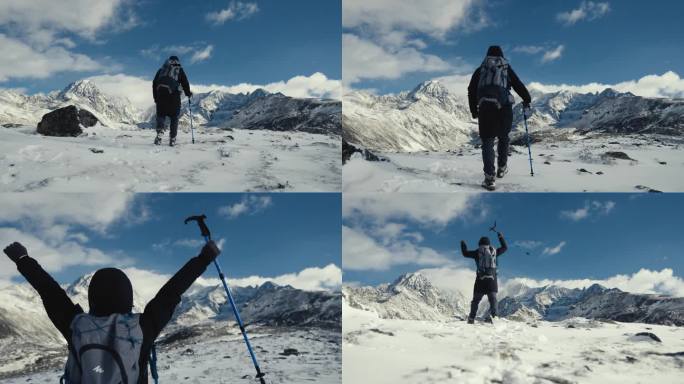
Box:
[150,215,266,384]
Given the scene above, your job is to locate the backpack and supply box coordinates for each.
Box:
[62,313,143,384]
[155,61,182,104]
[477,56,514,109]
[477,245,497,279]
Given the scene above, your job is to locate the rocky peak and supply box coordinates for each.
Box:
[408,80,450,100]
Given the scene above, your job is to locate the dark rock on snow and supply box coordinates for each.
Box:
[635,332,662,342]
[342,139,388,164]
[37,105,99,137]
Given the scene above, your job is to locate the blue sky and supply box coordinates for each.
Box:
[0,0,341,101]
[343,0,684,97]
[0,193,341,288]
[343,193,684,296]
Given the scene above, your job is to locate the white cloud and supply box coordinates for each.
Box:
[541,45,564,63]
[343,193,480,226]
[206,1,259,25]
[122,264,340,303]
[189,45,214,64]
[418,266,479,296]
[343,0,485,40]
[152,238,206,251]
[87,72,341,110]
[560,200,616,222]
[342,226,451,271]
[0,227,133,284]
[513,45,545,54]
[502,268,684,297]
[343,33,452,85]
[529,71,684,99]
[0,193,142,234]
[0,34,102,82]
[514,240,543,250]
[557,1,611,26]
[542,241,566,256]
[0,0,135,41]
[430,74,473,97]
[218,195,273,219]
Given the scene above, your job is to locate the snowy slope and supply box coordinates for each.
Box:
[343,133,684,193]
[0,124,341,192]
[344,80,684,153]
[343,273,468,321]
[0,274,341,380]
[343,300,684,384]
[343,81,476,152]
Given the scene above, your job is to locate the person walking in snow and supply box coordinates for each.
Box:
[153,55,192,146]
[468,46,532,191]
[461,231,508,323]
[3,240,220,383]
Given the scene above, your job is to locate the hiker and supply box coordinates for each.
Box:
[153,55,192,146]
[467,45,532,191]
[3,240,220,383]
[461,232,508,323]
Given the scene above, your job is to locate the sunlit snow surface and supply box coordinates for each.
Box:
[344,133,684,193]
[0,125,340,192]
[1,325,341,384]
[343,303,684,384]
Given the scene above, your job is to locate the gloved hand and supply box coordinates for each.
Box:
[497,232,504,239]
[199,240,220,262]
[187,91,193,98]
[522,101,531,111]
[4,242,28,263]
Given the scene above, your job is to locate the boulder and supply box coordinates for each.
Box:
[37,105,99,137]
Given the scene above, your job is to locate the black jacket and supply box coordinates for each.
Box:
[152,67,191,116]
[461,234,508,293]
[16,254,212,384]
[467,65,532,117]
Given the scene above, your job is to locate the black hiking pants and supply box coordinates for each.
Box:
[469,291,497,320]
[156,111,179,139]
[479,103,513,177]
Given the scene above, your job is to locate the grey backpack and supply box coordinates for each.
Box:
[62,313,143,384]
[477,245,497,278]
[477,56,514,108]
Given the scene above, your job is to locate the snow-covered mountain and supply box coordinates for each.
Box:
[0,80,143,128]
[343,80,684,152]
[342,272,468,321]
[343,81,476,152]
[0,80,341,135]
[499,282,684,325]
[344,272,684,325]
[0,273,341,347]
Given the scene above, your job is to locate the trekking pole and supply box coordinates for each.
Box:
[184,215,266,384]
[150,343,159,384]
[522,107,534,176]
[188,96,195,144]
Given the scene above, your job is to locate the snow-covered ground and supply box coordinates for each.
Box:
[0,125,340,192]
[343,303,684,384]
[1,325,341,384]
[344,133,684,192]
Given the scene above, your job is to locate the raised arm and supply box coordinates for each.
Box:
[461,240,478,259]
[140,241,220,340]
[4,242,82,340]
[496,233,508,256]
[508,67,531,106]
[467,67,481,118]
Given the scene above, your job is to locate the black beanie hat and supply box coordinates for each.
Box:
[88,268,133,316]
[169,55,179,61]
[478,236,491,246]
[486,46,504,57]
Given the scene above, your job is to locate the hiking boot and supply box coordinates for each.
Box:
[484,315,494,324]
[154,132,163,145]
[482,174,496,191]
[169,137,177,147]
[496,166,508,179]
[467,318,475,324]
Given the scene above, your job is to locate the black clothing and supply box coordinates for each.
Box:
[152,67,191,117]
[467,66,530,126]
[469,291,497,320]
[480,103,513,175]
[461,234,508,294]
[16,254,212,384]
[478,236,491,246]
[3,242,27,262]
[486,45,504,57]
[89,268,133,317]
